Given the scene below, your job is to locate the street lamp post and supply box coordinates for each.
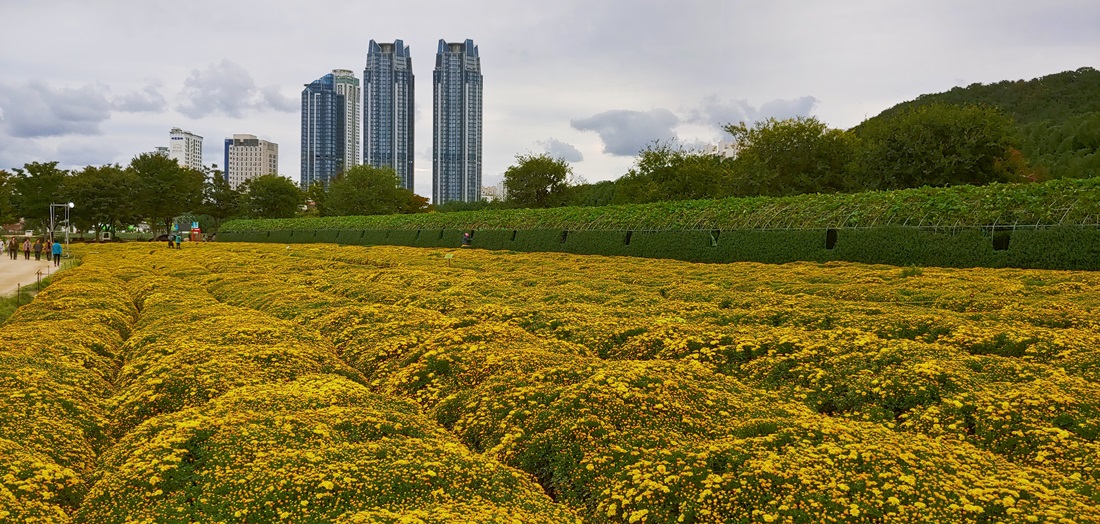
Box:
[49,202,74,246]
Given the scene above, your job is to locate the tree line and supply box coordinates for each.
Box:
[6,68,1094,229]
[0,101,1039,238]
[0,154,427,238]
[501,102,1040,209]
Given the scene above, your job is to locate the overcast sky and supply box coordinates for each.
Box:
[1,0,1097,200]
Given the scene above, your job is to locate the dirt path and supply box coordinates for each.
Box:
[0,255,60,296]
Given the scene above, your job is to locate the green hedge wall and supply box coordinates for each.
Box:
[1009,226,1100,270]
[467,229,515,250]
[717,229,829,264]
[215,226,1100,271]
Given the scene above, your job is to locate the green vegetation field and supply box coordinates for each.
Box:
[222,177,1100,233]
[218,177,1100,270]
[2,242,1099,523]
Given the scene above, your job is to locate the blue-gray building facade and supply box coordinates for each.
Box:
[301,72,340,189]
[301,71,357,189]
[433,39,483,205]
[364,40,415,190]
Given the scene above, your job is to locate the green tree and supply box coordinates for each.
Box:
[566,180,618,207]
[65,164,140,239]
[240,174,303,218]
[503,153,572,208]
[859,67,1099,180]
[304,181,328,217]
[0,170,17,226]
[10,161,69,233]
[614,142,731,204]
[854,103,1025,189]
[397,191,430,214]
[324,165,419,216]
[198,172,242,233]
[725,116,857,196]
[1021,111,1100,179]
[129,153,205,234]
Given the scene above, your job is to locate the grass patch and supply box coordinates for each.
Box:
[0,266,67,322]
[0,282,47,321]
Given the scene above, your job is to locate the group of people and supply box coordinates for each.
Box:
[4,237,64,266]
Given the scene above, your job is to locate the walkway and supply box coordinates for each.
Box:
[0,255,59,296]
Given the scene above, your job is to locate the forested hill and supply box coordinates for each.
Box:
[868,67,1100,124]
[856,67,1100,178]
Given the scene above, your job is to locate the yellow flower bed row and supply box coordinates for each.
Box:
[0,266,136,522]
[4,249,579,522]
[108,273,361,437]
[77,375,578,523]
[61,242,1098,523]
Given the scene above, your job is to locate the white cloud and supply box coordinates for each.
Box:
[176,59,296,119]
[537,138,584,162]
[689,95,819,129]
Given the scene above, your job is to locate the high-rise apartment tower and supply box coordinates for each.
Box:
[301,69,360,188]
[333,69,361,170]
[364,39,415,190]
[432,39,482,204]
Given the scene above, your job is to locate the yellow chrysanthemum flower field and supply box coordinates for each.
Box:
[2,242,1098,523]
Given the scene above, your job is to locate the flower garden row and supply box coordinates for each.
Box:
[3,241,1100,522]
[0,250,578,523]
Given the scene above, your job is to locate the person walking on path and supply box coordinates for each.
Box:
[8,238,18,260]
[51,240,62,267]
[22,239,31,260]
[32,239,43,261]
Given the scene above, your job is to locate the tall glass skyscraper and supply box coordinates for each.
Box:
[333,69,361,170]
[301,69,360,189]
[364,40,415,190]
[433,39,482,204]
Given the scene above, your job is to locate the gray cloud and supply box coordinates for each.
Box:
[0,80,169,139]
[176,59,295,118]
[113,83,167,112]
[571,109,679,156]
[0,135,51,172]
[537,138,584,162]
[690,95,819,129]
[0,81,113,138]
[260,85,297,112]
